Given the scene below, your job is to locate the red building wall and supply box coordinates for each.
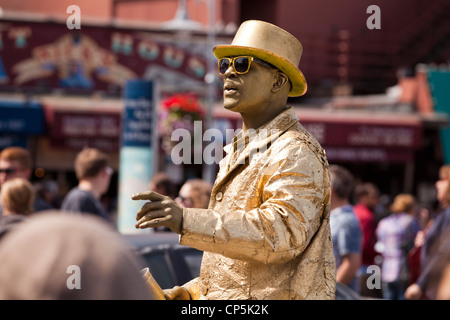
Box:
[1,0,449,95]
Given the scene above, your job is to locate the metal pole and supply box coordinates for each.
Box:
[202,0,217,184]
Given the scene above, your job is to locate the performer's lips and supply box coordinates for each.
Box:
[224,82,239,93]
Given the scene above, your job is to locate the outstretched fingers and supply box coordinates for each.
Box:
[132,190,166,202]
[135,200,163,221]
[137,216,173,229]
[135,209,168,229]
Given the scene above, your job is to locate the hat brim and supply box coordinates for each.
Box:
[213,45,307,97]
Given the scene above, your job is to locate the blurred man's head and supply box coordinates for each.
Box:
[74,148,112,195]
[0,147,32,188]
[0,212,152,300]
[329,165,354,201]
[354,182,380,211]
[176,179,212,209]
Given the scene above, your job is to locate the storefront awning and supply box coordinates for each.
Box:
[213,106,425,163]
[40,96,430,164]
[42,97,123,152]
[0,99,45,134]
[294,108,423,163]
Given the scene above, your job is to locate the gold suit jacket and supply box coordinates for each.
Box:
[180,107,336,300]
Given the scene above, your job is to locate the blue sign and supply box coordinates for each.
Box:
[0,135,28,150]
[0,100,44,134]
[118,80,158,233]
[428,69,450,164]
[121,81,154,147]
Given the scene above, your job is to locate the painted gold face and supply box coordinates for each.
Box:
[221,58,277,114]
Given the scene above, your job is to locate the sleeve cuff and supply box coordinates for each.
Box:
[179,208,216,248]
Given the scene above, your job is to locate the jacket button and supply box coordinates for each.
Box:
[215,191,223,201]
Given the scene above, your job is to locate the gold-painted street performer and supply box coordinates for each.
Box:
[133,20,336,300]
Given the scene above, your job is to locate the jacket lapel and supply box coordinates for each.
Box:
[212,107,299,193]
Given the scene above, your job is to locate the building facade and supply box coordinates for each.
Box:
[0,0,449,209]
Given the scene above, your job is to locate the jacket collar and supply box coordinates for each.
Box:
[216,106,299,186]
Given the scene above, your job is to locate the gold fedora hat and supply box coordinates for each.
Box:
[213,20,307,97]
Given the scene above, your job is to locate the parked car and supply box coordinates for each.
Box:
[123,231,367,300]
[122,231,202,290]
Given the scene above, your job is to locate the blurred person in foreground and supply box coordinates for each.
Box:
[132,20,335,300]
[175,179,213,209]
[329,165,362,293]
[376,193,420,299]
[353,182,382,297]
[425,234,450,300]
[61,148,113,222]
[0,212,153,300]
[0,146,53,214]
[405,164,450,299]
[0,178,35,240]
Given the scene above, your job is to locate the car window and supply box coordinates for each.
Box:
[182,250,203,278]
[143,252,175,289]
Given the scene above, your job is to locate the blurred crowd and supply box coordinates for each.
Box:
[0,144,450,300]
[330,163,450,300]
[0,145,212,299]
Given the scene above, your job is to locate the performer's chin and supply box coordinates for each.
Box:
[223,98,240,111]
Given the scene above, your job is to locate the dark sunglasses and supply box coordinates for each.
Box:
[218,56,276,75]
[0,168,18,174]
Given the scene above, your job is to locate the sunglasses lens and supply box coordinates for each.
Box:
[0,168,14,174]
[218,57,252,74]
[234,57,250,73]
[219,59,230,74]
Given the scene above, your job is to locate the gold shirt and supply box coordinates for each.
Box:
[179,107,336,300]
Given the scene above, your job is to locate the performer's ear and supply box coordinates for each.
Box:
[272,72,289,93]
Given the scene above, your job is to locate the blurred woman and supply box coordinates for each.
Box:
[376,193,420,299]
[405,164,450,299]
[0,177,35,239]
[0,177,35,216]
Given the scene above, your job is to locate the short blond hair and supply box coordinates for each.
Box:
[390,193,416,214]
[0,178,35,215]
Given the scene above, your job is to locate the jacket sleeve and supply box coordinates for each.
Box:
[181,277,200,300]
[179,141,330,265]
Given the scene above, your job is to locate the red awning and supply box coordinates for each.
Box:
[42,97,123,152]
[213,106,423,163]
[293,108,422,163]
[40,97,424,163]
